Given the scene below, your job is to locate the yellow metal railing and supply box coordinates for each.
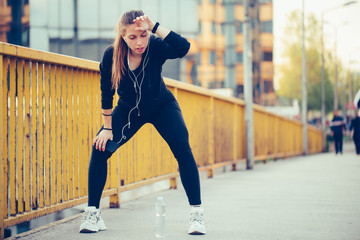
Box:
[0,42,322,238]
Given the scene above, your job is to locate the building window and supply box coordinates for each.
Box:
[259,0,272,3]
[221,23,225,35]
[197,52,202,64]
[251,19,255,29]
[208,81,224,89]
[263,52,272,61]
[224,0,244,5]
[191,63,200,86]
[237,52,243,63]
[237,85,244,94]
[211,22,216,34]
[261,20,273,33]
[252,62,259,73]
[236,21,243,33]
[208,81,216,89]
[22,27,30,47]
[210,51,216,65]
[7,0,29,7]
[264,81,273,93]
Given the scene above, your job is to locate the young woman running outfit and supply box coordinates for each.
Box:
[87,31,201,209]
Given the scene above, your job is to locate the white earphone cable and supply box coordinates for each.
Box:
[116,40,150,145]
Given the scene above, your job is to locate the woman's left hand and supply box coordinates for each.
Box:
[133,15,155,32]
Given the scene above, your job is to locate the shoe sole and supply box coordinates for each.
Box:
[79,228,99,233]
[79,219,102,233]
[189,231,206,235]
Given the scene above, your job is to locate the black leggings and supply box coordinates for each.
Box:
[334,134,343,154]
[353,138,360,154]
[88,100,201,208]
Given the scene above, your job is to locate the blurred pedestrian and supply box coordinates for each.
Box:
[78,10,205,235]
[330,110,345,154]
[354,88,360,110]
[350,110,360,154]
[350,88,360,154]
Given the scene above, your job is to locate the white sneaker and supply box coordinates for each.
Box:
[97,215,107,231]
[79,206,107,233]
[188,206,206,235]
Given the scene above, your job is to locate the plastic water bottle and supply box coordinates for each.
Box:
[155,196,166,238]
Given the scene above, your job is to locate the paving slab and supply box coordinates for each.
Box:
[9,144,360,240]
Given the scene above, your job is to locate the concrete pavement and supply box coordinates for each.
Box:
[9,143,360,240]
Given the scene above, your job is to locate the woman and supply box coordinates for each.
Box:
[350,110,360,154]
[79,10,206,235]
[330,110,345,155]
[350,89,360,154]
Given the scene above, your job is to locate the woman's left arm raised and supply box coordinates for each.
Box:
[133,15,190,59]
[133,15,170,39]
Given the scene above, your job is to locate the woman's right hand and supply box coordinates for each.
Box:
[133,15,154,32]
[93,129,113,151]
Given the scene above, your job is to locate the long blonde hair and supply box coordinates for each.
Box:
[112,10,145,89]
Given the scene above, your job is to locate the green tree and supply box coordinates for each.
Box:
[276,10,335,113]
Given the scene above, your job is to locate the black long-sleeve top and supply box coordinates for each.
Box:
[99,31,190,116]
[330,115,345,136]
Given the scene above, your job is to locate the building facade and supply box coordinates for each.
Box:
[1,0,274,105]
[27,0,199,83]
[0,0,30,46]
[197,0,274,105]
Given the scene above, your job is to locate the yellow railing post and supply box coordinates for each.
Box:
[274,116,278,160]
[208,97,215,178]
[62,66,68,203]
[17,60,24,215]
[170,177,177,189]
[232,104,238,171]
[68,68,74,201]
[109,162,121,208]
[9,58,16,216]
[38,63,45,209]
[56,66,63,204]
[50,64,56,206]
[78,69,85,199]
[24,61,31,213]
[109,126,121,208]
[30,61,38,210]
[0,54,5,240]
[44,63,51,208]
[264,112,269,163]
[73,69,79,200]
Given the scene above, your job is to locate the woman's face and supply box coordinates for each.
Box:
[123,23,149,56]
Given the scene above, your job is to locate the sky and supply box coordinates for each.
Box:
[273,0,360,80]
